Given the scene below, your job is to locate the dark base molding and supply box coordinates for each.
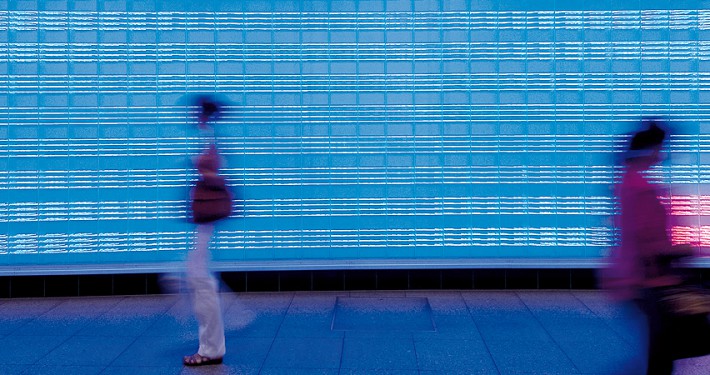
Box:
[3,268,709,298]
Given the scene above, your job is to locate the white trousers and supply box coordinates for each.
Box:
[186,223,226,358]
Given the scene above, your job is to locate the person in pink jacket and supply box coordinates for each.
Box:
[603,120,696,375]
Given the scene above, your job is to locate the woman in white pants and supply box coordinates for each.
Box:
[183,96,230,366]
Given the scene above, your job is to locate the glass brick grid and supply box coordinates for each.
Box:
[1,0,709,266]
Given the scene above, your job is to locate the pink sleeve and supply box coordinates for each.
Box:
[628,188,671,258]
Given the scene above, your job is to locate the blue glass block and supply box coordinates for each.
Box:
[470,91,497,104]
[641,29,670,42]
[499,29,525,42]
[385,0,410,11]
[301,30,328,43]
[470,29,497,43]
[272,30,299,44]
[331,30,356,43]
[39,94,68,108]
[98,0,125,11]
[216,30,243,44]
[611,29,641,42]
[499,91,526,104]
[272,92,300,106]
[637,0,672,10]
[499,153,525,167]
[528,91,554,104]
[386,61,413,74]
[302,61,328,74]
[129,0,156,11]
[187,61,215,75]
[641,90,666,104]
[469,60,496,73]
[387,92,414,105]
[388,30,413,43]
[331,92,357,105]
[39,0,68,10]
[527,29,555,42]
[39,125,68,140]
[99,94,128,107]
[556,91,583,104]
[611,90,640,104]
[40,62,69,76]
[272,124,297,138]
[414,154,440,167]
[583,60,609,73]
[72,30,98,43]
[358,30,385,43]
[244,30,271,44]
[100,30,128,43]
[387,124,414,136]
[330,124,357,135]
[127,124,157,138]
[158,30,186,44]
[359,92,385,105]
[304,0,341,11]
[671,59,697,72]
[101,155,131,170]
[10,30,39,44]
[330,61,356,74]
[443,123,470,136]
[556,60,582,73]
[11,62,39,75]
[216,61,244,75]
[101,62,128,75]
[158,96,185,111]
[9,125,38,139]
[128,94,157,108]
[187,30,215,44]
[9,0,37,11]
[358,123,386,136]
[442,60,467,73]
[556,121,583,135]
[71,62,98,75]
[527,152,554,165]
[556,29,583,42]
[40,30,69,43]
[66,157,99,173]
[99,124,129,139]
[584,28,609,42]
[413,0,440,11]
[356,61,384,75]
[130,30,158,44]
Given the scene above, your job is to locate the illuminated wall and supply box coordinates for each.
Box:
[1,1,708,270]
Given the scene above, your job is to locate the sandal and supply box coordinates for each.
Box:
[183,353,223,366]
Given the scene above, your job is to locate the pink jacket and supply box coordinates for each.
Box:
[603,168,679,301]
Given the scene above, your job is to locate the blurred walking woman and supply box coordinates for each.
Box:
[604,120,710,374]
[183,96,232,366]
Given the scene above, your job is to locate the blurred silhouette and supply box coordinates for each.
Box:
[602,119,710,375]
[182,95,232,367]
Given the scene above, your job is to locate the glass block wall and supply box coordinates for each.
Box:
[1,0,708,270]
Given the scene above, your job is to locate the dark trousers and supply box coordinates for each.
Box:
[640,288,710,375]
[640,293,673,375]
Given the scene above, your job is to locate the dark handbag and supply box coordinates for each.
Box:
[649,254,710,360]
[191,175,233,223]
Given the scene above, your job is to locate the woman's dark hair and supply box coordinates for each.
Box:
[194,95,223,121]
[629,119,666,151]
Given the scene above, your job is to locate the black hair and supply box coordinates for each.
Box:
[628,119,666,151]
[194,95,222,121]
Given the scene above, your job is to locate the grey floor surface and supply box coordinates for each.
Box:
[1,290,708,375]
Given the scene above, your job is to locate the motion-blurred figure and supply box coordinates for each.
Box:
[603,119,710,375]
[182,95,233,366]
